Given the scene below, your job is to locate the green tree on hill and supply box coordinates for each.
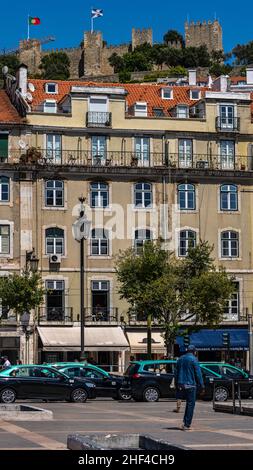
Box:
[163,30,185,48]
[39,52,70,80]
[0,54,20,76]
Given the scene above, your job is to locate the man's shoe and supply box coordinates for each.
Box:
[173,408,181,413]
[180,424,191,431]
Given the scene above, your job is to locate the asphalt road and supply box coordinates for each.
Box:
[0,398,253,450]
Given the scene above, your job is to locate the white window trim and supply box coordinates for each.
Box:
[45,83,58,94]
[218,184,240,213]
[88,276,113,313]
[223,278,242,322]
[218,227,241,261]
[89,182,111,210]
[176,183,198,213]
[132,182,154,211]
[43,224,67,258]
[43,180,67,210]
[134,102,148,117]
[190,90,201,100]
[89,227,112,258]
[177,105,189,119]
[43,100,57,113]
[0,175,13,207]
[132,227,154,252]
[161,88,173,100]
[175,226,199,258]
[43,275,69,312]
[88,95,109,112]
[0,220,14,259]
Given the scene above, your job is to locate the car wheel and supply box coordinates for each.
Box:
[0,388,16,404]
[214,386,229,402]
[117,390,132,401]
[143,386,160,402]
[70,388,88,403]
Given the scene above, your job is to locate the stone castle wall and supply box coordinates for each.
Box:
[185,20,223,52]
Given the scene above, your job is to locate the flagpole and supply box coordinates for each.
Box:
[27,14,30,40]
[91,6,93,33]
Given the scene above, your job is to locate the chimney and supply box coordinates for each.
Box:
[246,67,253,85]
[16,64,28,96]
[188,69,197,86]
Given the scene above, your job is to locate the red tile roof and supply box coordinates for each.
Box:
[0,90,23,123]
[28,79,208,117]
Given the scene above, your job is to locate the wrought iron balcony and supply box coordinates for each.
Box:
[38,307,73,324]
[86,111,112,127]
[0,311,17,326]
[84,307,119,323]
[216,116,240,132]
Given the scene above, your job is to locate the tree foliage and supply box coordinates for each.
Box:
[0,54,20,76]
[0,271,45,316]
[39,52,70,80]
[163,30,185,48]
[116,241,234,355]
[232,41,253,65]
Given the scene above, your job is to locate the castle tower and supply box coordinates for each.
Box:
[184,20,223,53]
[132,28,153,49]
[83,31,103,76]
[19,39,42,76]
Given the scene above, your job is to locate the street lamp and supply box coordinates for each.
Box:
[72,197,91,361]
[26,248,39,272]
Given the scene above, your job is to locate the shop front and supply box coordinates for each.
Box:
[126,330,166,365]
[37,326,130,372]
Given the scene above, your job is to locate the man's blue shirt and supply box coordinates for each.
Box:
[175,353,204,388]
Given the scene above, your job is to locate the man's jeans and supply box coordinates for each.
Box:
[183,387,196,428]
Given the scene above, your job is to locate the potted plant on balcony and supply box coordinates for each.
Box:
[20,147,42,164]
[131,155,138,167]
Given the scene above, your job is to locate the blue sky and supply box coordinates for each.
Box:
[0,0,253,53]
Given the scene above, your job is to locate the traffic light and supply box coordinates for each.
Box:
[222,332,230,348]
[184,334,190,348]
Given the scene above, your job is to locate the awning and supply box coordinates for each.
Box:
[37,326,130,352]
[126,332,165,354]
[176,328,249,352]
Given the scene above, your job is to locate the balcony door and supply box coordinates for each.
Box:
[91,280,110,321]
[92,136,107,166]
[220,105,234,129]
[220,140,235,169]
[46,135,62,164]
[178,139,193,168]
[89,96,108,126]
[46,280,65,321]
[135,137,150,167]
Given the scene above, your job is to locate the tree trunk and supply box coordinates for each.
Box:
[147,313,152,359]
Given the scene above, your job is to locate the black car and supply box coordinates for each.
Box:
[0,365,97,403]
[120,360,231,402]
[52,363,132,400]
[200,362,253,399]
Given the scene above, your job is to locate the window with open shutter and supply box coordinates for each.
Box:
[0,225,10,254]
[0,135,8,160]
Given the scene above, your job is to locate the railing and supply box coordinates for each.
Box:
[84,307,119,323]
[86,112,112,127]
[38,307,73,324]
[216,116,240,132]
[1,149,253,171]
[30,105,72,115]
[0,312,17,325]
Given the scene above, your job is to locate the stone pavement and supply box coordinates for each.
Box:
[0,399,253,450]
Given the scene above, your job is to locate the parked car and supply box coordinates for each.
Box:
[120,360,231,402]
[200,362,253,399]
[0,365,96,404]
[48,362,132,400]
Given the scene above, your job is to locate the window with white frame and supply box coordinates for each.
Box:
[220,184,238,211]
[161,88,173,100]
[43,100,57,113]
[224,281,240,320]
[46,134,62,163]
[91,135,107,165]
[134,137,150,166]
[45,227,64,255]
[134,183,152,208]
[91,228,109,256]
[178,230,196,257]
[219,104,235,129]
[45,180,64,207]
[177,105,189,118]
[178,139,193,168]
[190,90,200,100]
[45,83,58,94]
[221,231,239,258]
[134,102,147,117]
[134,229,152,254]
[0,225,10,254]
[220,140,235,170]
[178,183,195,210]
[90,182,109,208]
[0,176,9,202]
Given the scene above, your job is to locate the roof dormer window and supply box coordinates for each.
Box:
[177,105,189,119]
[43,100,57,113]
[45,83,58,94]
[134,102,147,117]
[190,89,201,100]
[161,87,173,100]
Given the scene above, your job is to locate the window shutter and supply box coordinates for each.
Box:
[0,135,8,160]
[247,144,253,170]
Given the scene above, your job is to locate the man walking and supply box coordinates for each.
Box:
[2,356,11,369]
[175,345,204,430]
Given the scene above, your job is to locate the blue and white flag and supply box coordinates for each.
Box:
[91,8,103,18]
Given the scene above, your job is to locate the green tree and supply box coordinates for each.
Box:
[0,54,20,76]
[0,271,45,319]
[232,41,253,65]
[39,52,70,80]
[116,241,234,357]
[108,53,125,73]
[163,30,185,48]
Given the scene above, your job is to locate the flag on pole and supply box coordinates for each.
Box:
[29,17,41,25]
[91,8,103,18]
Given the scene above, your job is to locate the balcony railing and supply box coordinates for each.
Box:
[216,116,240,132]
[86,112,112,127]
[2,149,253,172]
[38,307,73,324]
[84,307,119,323]
[0,312,17,325]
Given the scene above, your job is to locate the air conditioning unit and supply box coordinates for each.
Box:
[49,254,61,264]
[196,160,209,169]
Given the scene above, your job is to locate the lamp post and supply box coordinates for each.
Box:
[26,248,39,273]
[20,311,34,364]
[72,197,91,361]
[249,308,253,375]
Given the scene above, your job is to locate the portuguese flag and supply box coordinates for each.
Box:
[29,17,41,25]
